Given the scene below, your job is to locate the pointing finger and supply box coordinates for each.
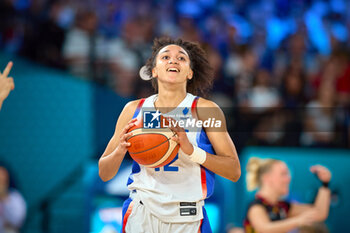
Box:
[2,61,13,78]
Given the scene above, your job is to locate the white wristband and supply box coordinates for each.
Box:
[187,146,207,164]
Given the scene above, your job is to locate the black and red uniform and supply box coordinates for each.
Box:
[244,194,291,233]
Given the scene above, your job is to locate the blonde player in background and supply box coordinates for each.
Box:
[244,157,331,233]
[0,62,15,111]
[99,37,241,233]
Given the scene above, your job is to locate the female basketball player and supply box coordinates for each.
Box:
[98,37,241,233]
[0,61,14,110]
[244,157,331,233]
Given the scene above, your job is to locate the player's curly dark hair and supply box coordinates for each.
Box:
[144,37,213,97]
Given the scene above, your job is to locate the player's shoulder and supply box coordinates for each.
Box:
[122,99,144,116]
[196,97,225,123]
[124,99,142,108]
[197,97,220,109]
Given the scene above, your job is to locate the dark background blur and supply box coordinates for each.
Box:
[0,0,349,233]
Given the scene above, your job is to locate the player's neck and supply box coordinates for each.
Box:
[257,187,280,205]
[156,89,187,108]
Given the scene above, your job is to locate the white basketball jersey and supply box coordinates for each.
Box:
[127,93,215,223]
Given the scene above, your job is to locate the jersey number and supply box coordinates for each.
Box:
[155,154,179,172]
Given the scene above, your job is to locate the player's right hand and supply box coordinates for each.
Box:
[310,165,332,183]
[117,118,137,153]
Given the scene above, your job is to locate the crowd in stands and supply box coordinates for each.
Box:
[1,0,349,149]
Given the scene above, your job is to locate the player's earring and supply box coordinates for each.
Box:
[139,66,153,80]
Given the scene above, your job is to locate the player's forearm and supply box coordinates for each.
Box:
[256,217,300,233]
[98,148,126,182]
[202,153,241,182]
[313,187,331,221]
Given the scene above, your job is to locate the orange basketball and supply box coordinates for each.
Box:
[126,117,179,168]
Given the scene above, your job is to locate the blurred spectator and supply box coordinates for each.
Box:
[0,0,22,53]
[251,112,285,146]
[281,67,308,108]
[107,16,153,98]
[225,46,258,105]
[333,51,350,107]
[108,64,138,98]
[279,67,308,146]
[96,1,123,38]
[63,9,106,82]
[307,50,350,147]
[0,162,26,233]
[203,42,235,131]
[234,68,283,147]
[244,69,281,112]
[177,17,202,43]
[202,43,229,98]
[245,69,284,145]
[272,33,321,85]
[301,81,336,147]
[21,1,66,69]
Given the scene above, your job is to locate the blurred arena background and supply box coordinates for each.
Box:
[0,0,349,232]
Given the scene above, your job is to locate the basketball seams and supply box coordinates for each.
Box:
[128,134,170,155]
[146,140,178,168]
[127,128,176,154]
[127,133,169,154]
[144,140,171,168]
[127,127,179,168]
[128,127,175,138]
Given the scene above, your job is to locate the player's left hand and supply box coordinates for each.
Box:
[310,165,331,183]
[166,117,194,155]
